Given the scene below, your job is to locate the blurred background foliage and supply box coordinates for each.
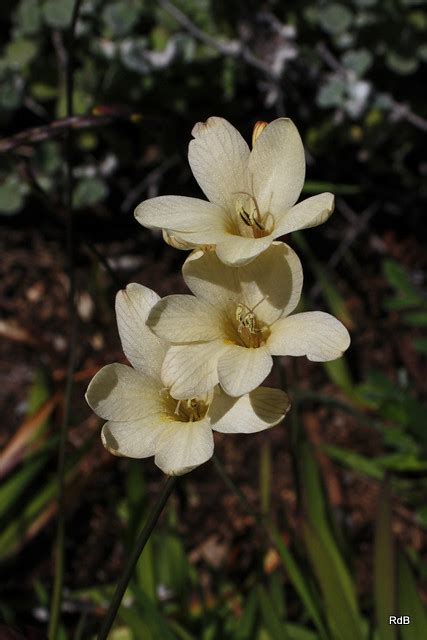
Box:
[1,0,426,638]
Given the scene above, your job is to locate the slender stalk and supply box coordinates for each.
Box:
[48,2,83,638]
[98,476,176,640]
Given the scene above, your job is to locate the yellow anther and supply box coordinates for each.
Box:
[236,303,259,335]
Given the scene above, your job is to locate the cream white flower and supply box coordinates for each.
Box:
[135,117,334,266]
[86,283,290,476]
[147,243,350,399]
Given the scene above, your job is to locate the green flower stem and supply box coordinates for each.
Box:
[97,475,176,640]
[48,2,83,638]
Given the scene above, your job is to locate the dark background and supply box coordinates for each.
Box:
[1,1,426,638]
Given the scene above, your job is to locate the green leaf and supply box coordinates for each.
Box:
[303,521,365,640]
[301,442,363,637]
[0,440,90,558]
[135,536,156,602]
[323,445,384,480]
[378,453,427,473]
[257,585,290,640]
[269,571,286,618]
[317,78,346,108]
[120,38,150,74]
[73,177,108,208]
[0,453,49,521]
[30,82,58,101]
[302,181,360,195]
[0,179,25,215]
[0,72,23,110]
[383,260,415,293]
[235,587,258,640]
[342,49,373,76]
[168,620,196,640]
[266,523,328,639]
[413,338,427,354]
[6,39,38,67]
[27,367,50,418]
[42,0,75,28]
[374,481,396,640]
[292,232,355,334]
[130,584,176,639]
[323,358,355,398]
[15,0,43,35]
[385,52,418,75]
[318,4,353,34]
[155,531,190,597]
[118,603,156,640]
[102,1,140,37]
[284,624,318,640]
[403,311,427,327]
[397,550,427,639]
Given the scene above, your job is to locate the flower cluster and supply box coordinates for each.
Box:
[86,117,350,476]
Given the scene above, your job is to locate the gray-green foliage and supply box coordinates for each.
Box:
[0,0,425,220]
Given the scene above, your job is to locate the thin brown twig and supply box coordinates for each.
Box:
[317,42,427,133]
[159,0,275,78]
[0,113,131,153]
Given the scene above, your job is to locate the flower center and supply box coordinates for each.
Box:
[234,193,274,239]
[160,389,213,422]
[174,398,209,422]
[233,302,270,348]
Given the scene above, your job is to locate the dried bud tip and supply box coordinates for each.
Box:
[252,121,268,147]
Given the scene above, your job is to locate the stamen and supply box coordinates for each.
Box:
[234,297,270,348]
[239,208,252,227]
[234,191,269,235]
[174,399,182,416]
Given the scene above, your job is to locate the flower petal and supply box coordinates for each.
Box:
[188,116,250,212]
[162,342,226,399]
[135,195,228,242]
[268,311,351,361]
[115,283,166,381]
[101,414,168,458]
[215,234,273,267]
[148,295,223,342]
[217,345,273,396]
[154,418,214,475]
[210,386,290,433]
[183,249,241,307]
[163,229,198,250]
[239,242,303,325]
[274,193,335,236]
[85,363,162,421]
[249,118,305,216]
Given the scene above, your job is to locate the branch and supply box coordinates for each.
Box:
[317,42,427,133]
[159,0,275,77]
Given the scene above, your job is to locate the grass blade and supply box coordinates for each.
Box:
[300,442,364,639]
[303,521,365,640]
[374,480,396,640]
[257,584,290,640]
[397,550,427,640]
